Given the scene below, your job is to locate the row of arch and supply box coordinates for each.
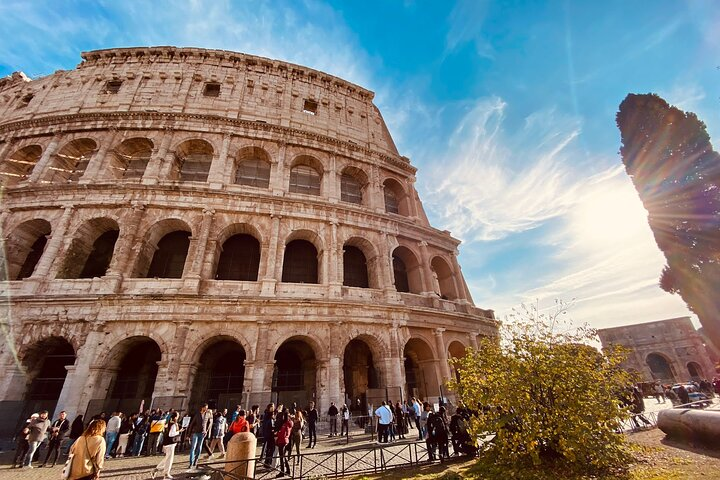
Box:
[8,216,463,299]
[18,333,469,417]
[645,352,708,382]
[0,139,412,215]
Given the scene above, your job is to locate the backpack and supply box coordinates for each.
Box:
[429,414,448,438]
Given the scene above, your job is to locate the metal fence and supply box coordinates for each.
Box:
[201,440,461,479]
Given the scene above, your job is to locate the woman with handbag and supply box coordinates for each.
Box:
[152,412,183,479]
[67,419,106,480]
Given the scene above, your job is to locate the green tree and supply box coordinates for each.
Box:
[617,94,720,348]
[449,300,633,475]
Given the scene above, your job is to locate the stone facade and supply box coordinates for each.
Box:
[0,47,498,437]
[597,317,716,384]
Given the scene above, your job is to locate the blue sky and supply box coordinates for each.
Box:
[2,0,718,330]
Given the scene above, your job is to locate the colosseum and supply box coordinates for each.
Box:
[0,46,498,437]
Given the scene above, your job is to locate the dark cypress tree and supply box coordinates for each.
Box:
[617,93,720,350]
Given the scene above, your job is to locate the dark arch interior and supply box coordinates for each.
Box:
[16,235,48,280]
[343,339,378,412]
[272,340,317,406]
[343,246,369,288]
[192,340,246,410]
[25,338,75,401]
[79,230,119,278]
[281,239,318,284]
[215,234,260,281]
[110,341,161,401]
[147,231,190,278]
[647,353,674,382]
[392,255,410,293]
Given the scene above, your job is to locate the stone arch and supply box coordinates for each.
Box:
[91,336,163,415]
[288,154,323,196]
[42,138,97,183]
[448,340,467,381]
[0,144,42,187]
[382,177,409,216]
[5,218,52,280]
[281,229,324,284]
[189,335,248,410]
[57,217,120,279]
[172,138,214,182]
[271,335,324,407]
[430,255,459,300]
[687,361,704,381]
[132,218,193,278]
[646,352,676,383]
[14,336,76,433]
[339,165,368,205]
[112,137,154,180]
[343,336,381,413]
[234,145,271,188]
[391,245,423,294]
[342,236,379,289]
[403,337,440,399]
[212,223,263,281]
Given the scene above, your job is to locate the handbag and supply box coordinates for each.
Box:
[85,436,100,480]
[60,453,74,479]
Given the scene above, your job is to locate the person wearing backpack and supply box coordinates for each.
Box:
[430,406,450,460]
[207,410,228,458]
[275,415,293,477]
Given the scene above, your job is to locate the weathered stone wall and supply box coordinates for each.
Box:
[0,47,498,437]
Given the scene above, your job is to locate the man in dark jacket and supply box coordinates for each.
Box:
[306,401,318,448]
[327,402,339,436]
[23,410,51,467]
[187,404,213,471]
[41,410,70,467]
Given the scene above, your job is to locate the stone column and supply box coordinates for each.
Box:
[380,233,398,296]
[468,333,479,350]
[326,355,342,408]
[269,142,287,195]
[316,358,330,413]
[325,154,338,202]
[417,241,435,295]
[450,251,471,303]
[207,133,231,188]
[162,321,192,398]
[28,205,74,283]
[406,178,420,218]
[57,328,106,418]
[434,328,452,382]
[105,203,145,290]
[260,214,281,296]
[369,165,382,212]
[27,135,59,183]
[142,128,173,184]
[250,321,271,393]
[327,220,341,297]
[80,129,118,183]
[183,209,214,293]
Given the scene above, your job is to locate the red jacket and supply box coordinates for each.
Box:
[275,420,293,447]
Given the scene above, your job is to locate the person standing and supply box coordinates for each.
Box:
[246,405,260,437]
[340,404,350,436]
[116,414,134,457]
[68,419,106,480]
[261,403,276,468]
[65,415,85,456]
[305,402,318,448]
[654,383,666,403]
[290,411,304,456]
[23,410,51,468]
[12,419,31,468]
[152,412,183,479]
[374,401,393,444]
[41,410,70,467]
[186,404,213,472]
[105,412,122,459]
[412,398,422,439]
[327,402,339,437]
[132,411,149,456]
[208,409,229,458]
[146,409,165,456]
[275,415,293,478]
[394,402,406,440]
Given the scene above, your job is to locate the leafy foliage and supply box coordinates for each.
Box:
[617,94,720,348]
[449,300,634,475]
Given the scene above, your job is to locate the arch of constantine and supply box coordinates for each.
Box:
[0,47,498,437]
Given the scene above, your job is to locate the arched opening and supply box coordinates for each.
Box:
[281,239,318,284]
[113,138,153,180]
[646,353,675,383]
[6,219,52,280]
[289,156,322,196]
[404,338,439,400]
[448,341,467,382]
[104,338,161,414]
[392,246,423,294]
[343,338,378,413]
[174,139,213,182]
[272,338,317,407]
[687,362,704,381]
[383,178,408,216]
[340,166,367,205]
[234,146,271,188]
[146,231,190,278]
[431,256,458,300]
[191,339,246,411]
[18,337,75,431]
[215,234,261,281]
[43,138,97,183]
[343,246,369,288]
[57,218,119,279]
[0,144,42,186]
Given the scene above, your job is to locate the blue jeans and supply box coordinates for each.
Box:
[24,441,41,466]
[132,433,146,456]
[189,432,206,467]
[105,432,118,457]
